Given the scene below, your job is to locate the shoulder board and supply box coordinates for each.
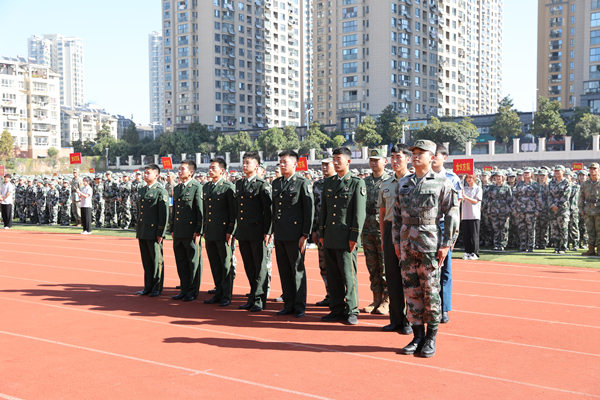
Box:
[350,175,361,180]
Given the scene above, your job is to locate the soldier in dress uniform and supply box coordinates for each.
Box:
[235,152,272,312]
[135,164,169,297]
[319,146,366,325]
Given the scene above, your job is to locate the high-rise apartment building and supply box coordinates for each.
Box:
[537,0,600,113]
[312,0,503,138]
[149,31,165,126]
[27,34,85,108]
[162,0,305,131]
[302,0,314,125]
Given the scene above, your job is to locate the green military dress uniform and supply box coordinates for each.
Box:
[271,172,314,314]
[169,179,203,299]
[319,172,366,319]
[203,178,236,302]
[136,182,169,294]
[235,174,272,310]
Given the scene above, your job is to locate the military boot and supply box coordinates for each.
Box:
[398,324,425,355]
[362,292,382,313]
[375,294,390,315]
[419,326,438,358]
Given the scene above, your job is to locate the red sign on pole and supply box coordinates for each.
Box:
[69,153,82,164]
[453,158,474,175]
[573,163,583,171]
[161,157,173,170]
[0,166,5,176]
[483,166,493,172]
[296,157,308,172]
[89,168,95,174]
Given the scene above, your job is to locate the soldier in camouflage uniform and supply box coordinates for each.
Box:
[506,172,520,249]
[118,174,133,229]
[59,180,72,226]
[577,171,589,248]
[14,177,26,223]
[393,140,459,358]
[361,149,389,314]
[566,171,580,251]
[27,178,38,224]
[479,171,493,247]
[35,180,48,224]
[578,163,600,256]
[130,172,145,228]
[103,171,119,228]
[46,180,60,225]
[486,171,512,251]
[535,170,551,249]
[92,175,105,228]
[513,167,542,252]
[547,165,572,254]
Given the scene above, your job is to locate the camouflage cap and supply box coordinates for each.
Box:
[508,172,517,177]
[565,170,573,176]
[517,170,524,175]
[554,165,565,171]
[523,167,534,173]
[580,170,590,175]
[321,157,333,163]
[368,148,386,159]
[105,171,113,175]
[409,139,436,154]
[482,171,491,176]
[538,169,549,175]
[351,168,360,175]
[590,162,599,169]
[497,170,506,176]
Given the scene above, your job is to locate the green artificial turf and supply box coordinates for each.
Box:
[452,247,600,269]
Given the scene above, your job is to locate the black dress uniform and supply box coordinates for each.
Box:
[136,182,169,295]
[319,172,366,320]
[235,174,272,310]
[203,178,236,304]
[271,172,314,315]
[169,179,203,300]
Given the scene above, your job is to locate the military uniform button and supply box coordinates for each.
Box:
[209,219,211,222]
[241,217,243,220]
[333,213,336,216]
[332,222,335,225]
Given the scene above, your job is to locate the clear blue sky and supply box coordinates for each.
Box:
[0,0,536,123]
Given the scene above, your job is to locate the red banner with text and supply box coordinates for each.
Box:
[69,153,82,164]
[296,157,308,171]
[453,159,474,175]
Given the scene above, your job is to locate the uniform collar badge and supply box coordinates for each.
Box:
[344,187,349,191]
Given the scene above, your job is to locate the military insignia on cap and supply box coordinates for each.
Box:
[360,186,366,196]
[290,187,294,191]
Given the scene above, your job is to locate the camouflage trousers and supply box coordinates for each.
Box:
[507,213,519,248]
[266,242,273,297]
[549,210,570,251]
[36,205,47,224]
[119,202,131,229]
[579,214,588,247]
[130,202,138,227]
[568,211,580,249]
[94,201,105,228]
[315,232,328,294]
[59,204,71,226]
[400,244,441,327]
[105,200,117,227]
[16,201,27,222]
[361,232,387,293]
[29,203,38,224]
[517,213,536,250]
[47,205,59,225]
[584,214,600,247]
[490,214,509,248]
[535,212,550,248]
[480,212,493,247]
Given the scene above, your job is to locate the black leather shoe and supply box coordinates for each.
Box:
[440,312,449,323]
[249,305,263,312]
[418,327,438,358]
[401,325,413,335]
[136,290,151,296]
[219,299,231,307]
[346,315,358,325]
[382,323,401,331]
[315,298,330,307]
[321,312,346,322]
[172,293,185,300]
[182,295,197,302]
[239,302,253,310]
[208,288,217,294]
[276,307,295,316]
[398,325,426,355]
[203,296,219,304]
[148,291,161,297]
[246,293,252,296]
[294,310,305,318]
[175,286,181,289]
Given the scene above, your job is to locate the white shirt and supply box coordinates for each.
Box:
[462,184,483,220]
[1,182,14,205]
[79,185,93,208]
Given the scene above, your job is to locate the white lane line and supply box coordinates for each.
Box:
[456,309,600,329]
[455,279,600,294]
[459,260,600,273]
[453,292,600,309]
[454,268,600,283]
[0,330,332,400]
[0,393,24,400]
[0,241,139,255]
[0,299,597,399]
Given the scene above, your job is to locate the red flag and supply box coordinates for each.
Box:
[453,159,474,175]
[161,157,173,170]
[296,157,308,172]
[70,153,82,164]
[572,163,583,171]
[483,166,493,172]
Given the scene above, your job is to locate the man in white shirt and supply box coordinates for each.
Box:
[0,174,15,229]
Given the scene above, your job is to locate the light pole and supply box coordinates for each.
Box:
[105,147,109,170]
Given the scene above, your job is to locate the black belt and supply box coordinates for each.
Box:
[385,221,392,225]
[402,217,437,225]
[366,208,378,215]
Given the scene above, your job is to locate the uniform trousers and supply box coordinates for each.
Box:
[383,222,410,328]
[275,239,307,313]
[138,239,165,293]
[173,238,202,298]
[1,204,13,228]
[238,240,269,308]
[205,240,233,301]
[324,247,359,316]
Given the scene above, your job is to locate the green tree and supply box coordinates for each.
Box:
[258,127,285,158]
[355,116,382,147]
[489,96,522,143]
[389,116,409,143]
[375,105,399,144]
[532,96,566,139]
[330,135,347,148]
[122,123,140,145]
[0,128,14,159]
[282,125,301,150]
[573,113,600,149]
[47,147,59,158]
[563,106,590,138]
[300,122,330,154]
[72,139,95,156]
[412,117,478,152]
[230,131,256,153]
[96,123,112,141]
[215,133,234,154]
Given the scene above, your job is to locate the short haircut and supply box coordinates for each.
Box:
[435,144,448,157]
[181,159,197,172]
[332,146,352,158]
[210,157,227,170]
[145,163,161,175]
[4,174,11,179]
[243,151,261,164]
[278,149,299,162]
[390,143,411,158]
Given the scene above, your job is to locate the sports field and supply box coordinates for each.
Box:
[0,229,598,399]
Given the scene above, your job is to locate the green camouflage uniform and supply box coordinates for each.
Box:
[361,172,389,294]
[486,183,512,248]
[130,179,145,228]
[35,185,48,224]
[46,186,60,225]
[92,181,105,228]
[513,180,542,251]
[119,180,133,229]
[15,183,27,222]
[59,185,72,226]
[480,183,494,246]
[392,169,459,328]
[535,181,551,248]
[547,178,572,252]
[578,179,600,248]
[568,182,580,249]
[27,184,38,224]
[507,181,519,249]
[104,178,119,227]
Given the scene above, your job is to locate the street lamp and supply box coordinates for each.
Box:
[105,147,109,170]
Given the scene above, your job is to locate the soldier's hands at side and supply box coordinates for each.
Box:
[312,232,318,245]
[226,233,233,246]
[299,236,308,254]
[264,234,272,245]
[438,246,450,266]
[349,240,357,253]
[157,236,163,244]
[552,205,558,212]
[394,244,401,259]
[193,232,201,246]
[319,238,324,247]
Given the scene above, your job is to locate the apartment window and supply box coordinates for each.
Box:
[342,0,357,4]
[591,65,600,79]
[593,1,600,10]
[570,50,575,58]
[343,48,358,60]
[571,16,575,24]
[343,34,357,47]
[343,21,358,33]
[343,62,358,74]
[592,30,600,45]
[549,6,562,15]
[342,7,358,19]
[550,29,562,38]
[571,28,575,35]
[570,62,575,69]
[591,48,600,62]
[343,76,358,87]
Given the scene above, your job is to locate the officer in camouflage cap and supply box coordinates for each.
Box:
[59,179,72,226]
[535,168,551,249]
[46,180,60,225]
[513,167,542,251]
[579,162,600,255]
[548,165,572,253]
[487,170,512,251]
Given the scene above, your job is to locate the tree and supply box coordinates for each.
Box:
[563,106,590,138]
[330,135,347,148]
[573,114,600,149]
[281,125,301,150]
[230,131,257,153]
[532,96,566,139]
[47,147,59,158]
[96,123,112,141]
[389,116,409,144]
[375,105,400,144]
[258,127,285,159]
[0,128,14,159]
[72,139,95,156]
[412,116,478,152]
[489,96,522,143]
[122,123,140,145]
[355,116,382,147]
[300,122,330,153]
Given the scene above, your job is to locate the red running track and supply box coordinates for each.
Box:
[0,230,599,399]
